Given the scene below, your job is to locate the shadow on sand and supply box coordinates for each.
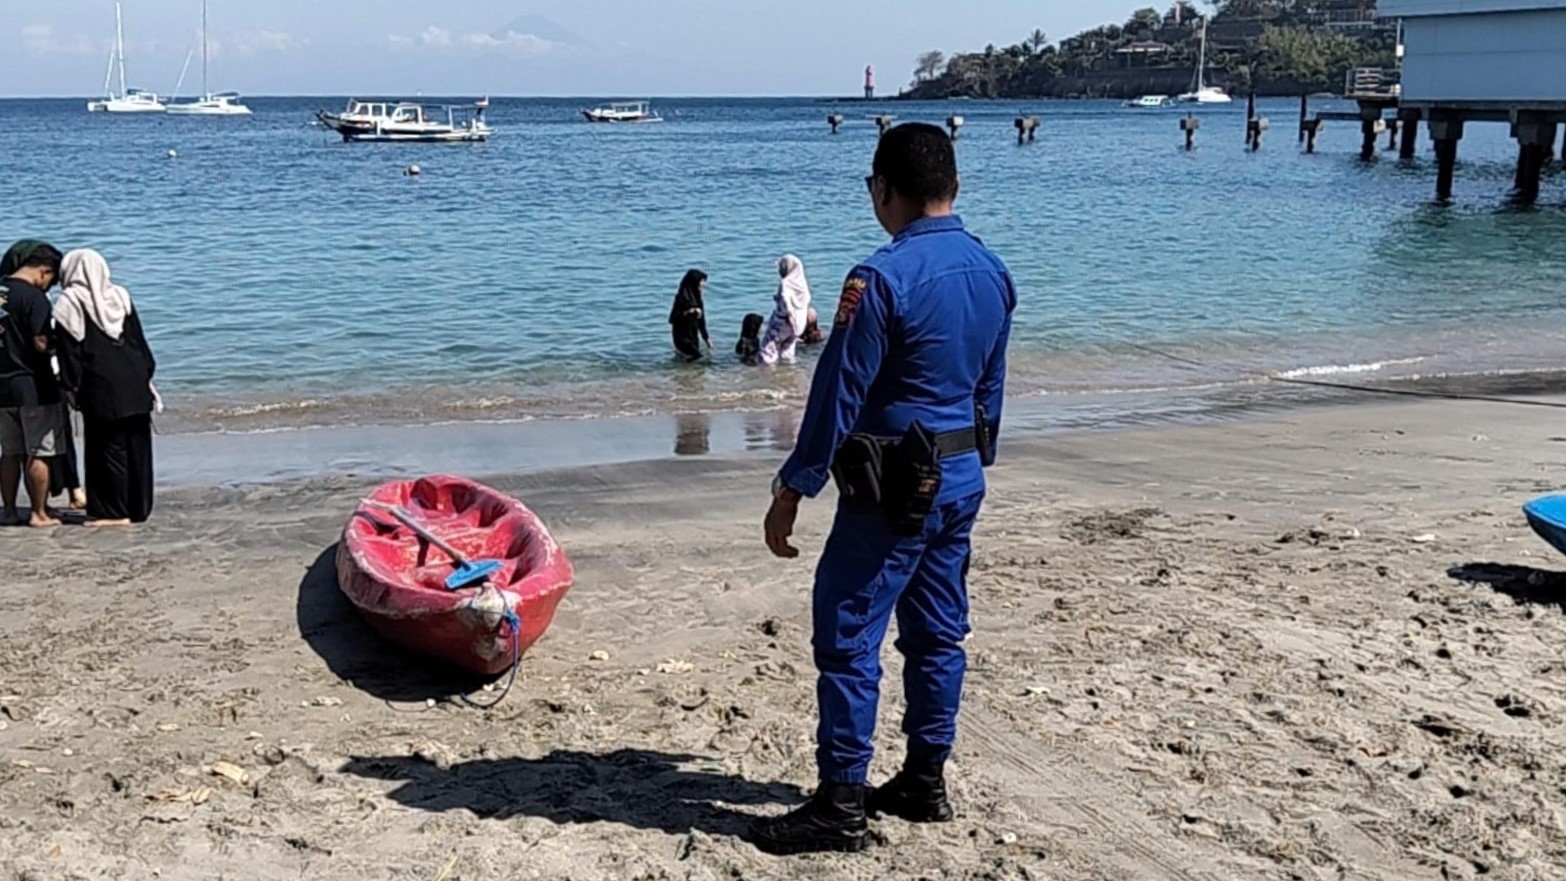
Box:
[1448,563,1566,611]
[295,544,491,702]
[340,748,804,839]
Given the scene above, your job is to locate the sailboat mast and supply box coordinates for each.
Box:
[115,1,127,97]
[201,0,209,98]
[1197,19,1208,92]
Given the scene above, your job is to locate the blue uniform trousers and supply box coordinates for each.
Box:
[811,490,984,784]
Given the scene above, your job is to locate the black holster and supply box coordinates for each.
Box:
[831,422,946,537]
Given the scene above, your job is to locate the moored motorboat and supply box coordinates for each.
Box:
[336,475,573,676]
[316,98,492,142]
[582,100,662,123]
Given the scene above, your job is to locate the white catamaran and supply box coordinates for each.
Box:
[166,1,251,116]
[87,3,166,113]
[1176,19,1233,105]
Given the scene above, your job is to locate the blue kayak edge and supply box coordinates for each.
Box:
[1523,495,1566,559]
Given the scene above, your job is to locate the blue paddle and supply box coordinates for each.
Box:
[368,502,504,590]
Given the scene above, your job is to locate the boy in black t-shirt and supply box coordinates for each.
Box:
[0,243,64,527]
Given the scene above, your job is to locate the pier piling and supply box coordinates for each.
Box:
[1512,117,1557,206]
[1358,114,1386,162]
[1302,119,1324,154]
[1298,93,1309,144]
[1429,117,1464,202]
[1247,117,1270,152]
[1181,114,1200,151]
[828,114,844,135]
[1399,110,1420,161]
[947,115,965,140]
[1014,116,1040,145]
[1385,119,1401,153]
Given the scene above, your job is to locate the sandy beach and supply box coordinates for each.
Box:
[3,396,1565,881]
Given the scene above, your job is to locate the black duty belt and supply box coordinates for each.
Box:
[935,427,979,457]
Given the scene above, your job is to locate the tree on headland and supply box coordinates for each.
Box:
[904,1,1395,100]
[1126,7,1163,37]
[914,50,946,82]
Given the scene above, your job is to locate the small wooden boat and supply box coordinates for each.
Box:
[336,475,573,676]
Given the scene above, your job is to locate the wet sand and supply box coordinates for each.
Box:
[3,397,1565,880]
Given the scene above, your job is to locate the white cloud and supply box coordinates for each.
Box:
[387,26,557,56]
[464,31,556,53]
[20,24,98,56]
[235,31,306,56]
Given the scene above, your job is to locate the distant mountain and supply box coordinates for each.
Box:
[491,15,589,49]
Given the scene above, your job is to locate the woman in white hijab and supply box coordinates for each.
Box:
[54,250,158,526]
[758,255,811,366]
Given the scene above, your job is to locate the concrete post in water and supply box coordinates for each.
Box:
[1014,116,1040,145]
[946,115,965,140]
[1358,109,1385,162]
[875,115,895,137]
[1398,109,1420,161]
[1247,116,1270,152]
[1245,91,1257,146]
[828,114,844,135]
[1298,93,1309,144]
[1302,119,1325,154]
[1428,116,1464,202]
[1385,119,1401,153]
[1181,114,1200,151]
[1512,116,1556,206]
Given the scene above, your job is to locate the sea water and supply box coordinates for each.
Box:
[4,96,1565,462]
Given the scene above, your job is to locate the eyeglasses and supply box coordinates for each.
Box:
[864,175,877,194]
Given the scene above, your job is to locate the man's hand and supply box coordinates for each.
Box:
[764,494,801,559]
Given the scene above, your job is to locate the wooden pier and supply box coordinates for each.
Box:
[1378,0,1566,204]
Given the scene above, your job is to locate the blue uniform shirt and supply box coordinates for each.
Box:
[778,215,1015,504]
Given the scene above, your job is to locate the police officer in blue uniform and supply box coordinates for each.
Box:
[752,123,1015,855]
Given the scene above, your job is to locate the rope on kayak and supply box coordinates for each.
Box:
[456,608,523,711]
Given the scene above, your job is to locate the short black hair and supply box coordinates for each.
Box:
[873,123,958,205]
[21,245,63,274]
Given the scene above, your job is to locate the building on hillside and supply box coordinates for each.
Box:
[1207,20,1267,50]
[1115,41,1175,68]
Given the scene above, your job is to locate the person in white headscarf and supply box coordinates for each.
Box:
[54,250,158,525]
[758,255,812,366]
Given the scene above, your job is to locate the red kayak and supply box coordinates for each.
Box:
[336,475,573,676]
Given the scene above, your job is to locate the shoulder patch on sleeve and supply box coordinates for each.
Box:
[834,277,868,329]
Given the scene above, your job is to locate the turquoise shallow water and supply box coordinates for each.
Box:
[3,96,1565,436]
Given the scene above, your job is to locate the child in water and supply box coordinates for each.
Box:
[802,308,825,345]
[736,313,764,365]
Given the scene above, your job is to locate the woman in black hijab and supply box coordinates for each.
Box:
[669,269,710,361]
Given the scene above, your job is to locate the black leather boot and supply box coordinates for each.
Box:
[748,782,869,855]
[867,762,954,823]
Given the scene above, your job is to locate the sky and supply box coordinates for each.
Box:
[1,0,1146,98]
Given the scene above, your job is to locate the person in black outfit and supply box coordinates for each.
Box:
[669,269,711,361]
[0,241,64,528]
[54,249,157,526]
[736,312,764,365]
